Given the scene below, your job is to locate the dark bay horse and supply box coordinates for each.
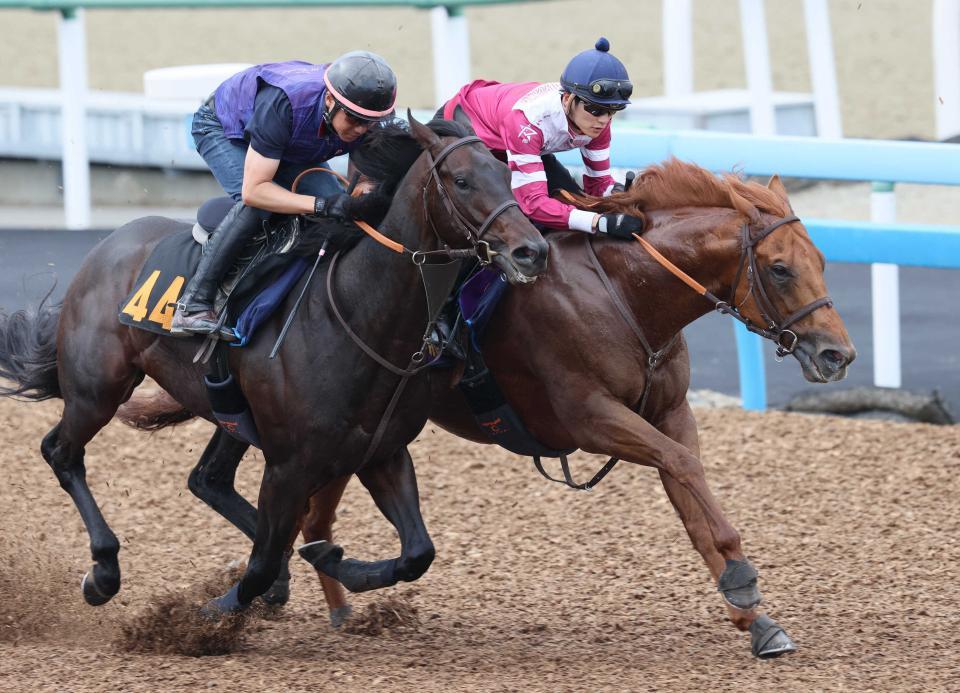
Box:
[0,116,548,615]
[292,160,856,657]
[118,159,855,656]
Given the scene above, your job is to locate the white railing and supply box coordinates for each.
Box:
[559,128,960,409]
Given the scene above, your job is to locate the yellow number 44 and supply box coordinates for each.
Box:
[122,271,186,331]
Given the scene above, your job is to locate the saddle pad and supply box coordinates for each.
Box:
[455,266,576,459]
[118,230,309,344]
[458,266,508,349]
[118,231,200,336]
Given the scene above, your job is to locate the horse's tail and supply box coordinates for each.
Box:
[117,389,196,431]
[0,295,62,401]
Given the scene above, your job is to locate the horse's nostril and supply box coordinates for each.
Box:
[511,245,544,266]
[820,349,846,369]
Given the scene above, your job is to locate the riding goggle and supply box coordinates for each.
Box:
[578,99,624,118]
[340,109,377,127]
[569,77,633,101]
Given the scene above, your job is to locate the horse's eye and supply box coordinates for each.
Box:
[770,264,791,279]
[454,176,469,189]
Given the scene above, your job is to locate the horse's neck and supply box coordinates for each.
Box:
[317,180,438,350]
[622,208,745,346]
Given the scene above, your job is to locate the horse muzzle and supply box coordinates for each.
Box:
[794,335,857,383]
[492,237,548,285]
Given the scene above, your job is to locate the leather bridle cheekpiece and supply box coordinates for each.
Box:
[720,215,833,357]
[419,135,518,266]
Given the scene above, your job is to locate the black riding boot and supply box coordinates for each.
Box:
[170,202,262,337]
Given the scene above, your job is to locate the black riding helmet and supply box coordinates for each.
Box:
[323,50,398,124]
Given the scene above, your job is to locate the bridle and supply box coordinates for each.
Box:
[420,135,519,266]
[633,214,833,359]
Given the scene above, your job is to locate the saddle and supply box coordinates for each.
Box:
[119,197,358,344]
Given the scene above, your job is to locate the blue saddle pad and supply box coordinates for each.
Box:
[458,266,509,349]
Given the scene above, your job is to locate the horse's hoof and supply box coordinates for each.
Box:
[718,558,762,610]
[261,577,290,606]
[330,605,353,629]
[297,540,344,577]
[81,570,114,607]
[750,614,797,658]
[200,582,248,621]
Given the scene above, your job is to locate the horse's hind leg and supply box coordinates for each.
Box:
[298,447,435,594]
[42,364,143,606]
[657,401,796,658]
[298,475,352,626]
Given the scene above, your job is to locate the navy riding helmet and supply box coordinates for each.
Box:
[560,37,633,109]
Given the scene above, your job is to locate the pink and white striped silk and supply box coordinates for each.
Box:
[445,80,616,231]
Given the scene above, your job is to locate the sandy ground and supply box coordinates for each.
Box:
[0,0,946,139]
[0,394,958,692]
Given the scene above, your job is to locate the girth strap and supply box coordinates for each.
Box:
[531,236,677,492]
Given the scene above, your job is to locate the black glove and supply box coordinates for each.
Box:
[312,192,351,222]
[598,212,645,239]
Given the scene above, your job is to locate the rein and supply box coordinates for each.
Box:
[556,190,832,358]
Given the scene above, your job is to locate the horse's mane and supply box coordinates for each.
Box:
[294,118,475,255]
[350,118,475,196]
[568,157,791,220]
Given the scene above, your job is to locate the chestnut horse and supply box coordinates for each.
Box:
[119,159,855,656]
[0,116,548,616]
[294,160,855,657]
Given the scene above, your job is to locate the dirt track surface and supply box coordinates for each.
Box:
[1,397,958,692]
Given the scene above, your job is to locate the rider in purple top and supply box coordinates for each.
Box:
[171,52,398,338]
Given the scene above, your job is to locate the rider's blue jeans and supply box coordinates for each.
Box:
[191,104,345,202]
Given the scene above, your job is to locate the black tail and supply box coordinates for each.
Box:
[0,294,62,401]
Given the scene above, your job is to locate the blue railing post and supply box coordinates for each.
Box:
[734,321,766,410]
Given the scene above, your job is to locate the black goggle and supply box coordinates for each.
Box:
[570,77,633,102]
[342,110,375,127]
[576,98,624,118]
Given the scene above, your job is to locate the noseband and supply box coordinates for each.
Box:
[722,215,834,357]
[421,135,519,265]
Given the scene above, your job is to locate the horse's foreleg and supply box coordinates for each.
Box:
[298,447,435,593]
[297,476,352,626]
[205,460,314,615]
[656,402,796,657]
[187,429,293,605]
[569,397,744,564]
[655,403,745,613]
[188,429,254,538]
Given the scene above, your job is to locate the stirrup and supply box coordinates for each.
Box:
[170,304,222,337]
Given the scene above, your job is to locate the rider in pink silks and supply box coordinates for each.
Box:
[439,37,644,239]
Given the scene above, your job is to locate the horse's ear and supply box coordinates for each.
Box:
[407,109,440,149]
[767,174,792,210]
